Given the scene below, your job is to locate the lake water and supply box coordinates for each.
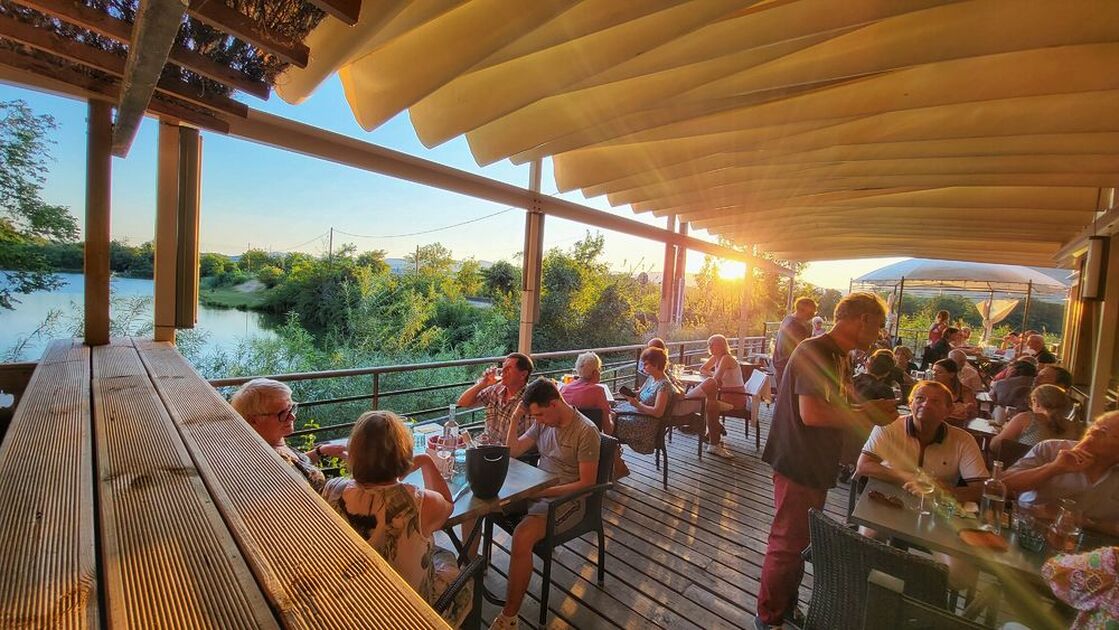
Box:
[0,273,273,361]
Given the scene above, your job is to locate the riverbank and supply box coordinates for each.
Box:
[199,280,273,310]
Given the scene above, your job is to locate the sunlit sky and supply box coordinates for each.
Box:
[0,78,903,291]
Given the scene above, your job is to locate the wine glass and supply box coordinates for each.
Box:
[911,477,936,516]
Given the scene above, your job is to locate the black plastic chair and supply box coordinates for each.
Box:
[804,509,951,630]
[656,398,704,489]
[577,407,605,431]
[863,570,987,630]
[433,555,485,629]
[488,434,618,626]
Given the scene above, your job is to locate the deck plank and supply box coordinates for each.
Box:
[91,340,277,628]
[0,340,97,629]
[133,339,447,629]
[478,405,856,628]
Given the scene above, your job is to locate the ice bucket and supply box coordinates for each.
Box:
[465,445,509,500]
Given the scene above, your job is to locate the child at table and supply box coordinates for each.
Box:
[322,410,472,626]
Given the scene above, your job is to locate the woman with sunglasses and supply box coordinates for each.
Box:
[230,377,347,492]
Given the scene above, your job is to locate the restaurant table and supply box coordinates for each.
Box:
[850,479,1119,624]
[965,416,1001,451]
[976,391,993,418]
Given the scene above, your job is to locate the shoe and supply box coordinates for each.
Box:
[706,442,735,459]
[753,616,784,630]
[489,613,519,630]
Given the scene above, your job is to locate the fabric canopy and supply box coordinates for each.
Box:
[975,297,1020,343]
[274,0,1119,266]
[852,258,1069,296]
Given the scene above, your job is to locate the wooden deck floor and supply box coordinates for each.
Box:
[479,406,853,629]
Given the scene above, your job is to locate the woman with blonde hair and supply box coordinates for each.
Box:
[991,384,1076,451]
[322,411,471,626]
[682,334,743,459]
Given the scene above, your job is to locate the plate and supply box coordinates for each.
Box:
[958,528,1009,552]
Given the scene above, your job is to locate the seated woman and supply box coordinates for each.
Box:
[991,384,1076,452]
[682,334,740,459]
[561,351,628,478]
[616,346,677,457]
[892,345,918,399]
[230,378,346,492]
[853,351,898,405]
[931,359,978,426]
[322,411,472,627]
[810,316,826,337]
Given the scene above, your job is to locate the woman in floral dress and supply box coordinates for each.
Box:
[322,410,472,627]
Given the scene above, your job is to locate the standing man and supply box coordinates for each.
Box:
[458,352,533,444]
[755,292,897,630]
[773,297,817,389]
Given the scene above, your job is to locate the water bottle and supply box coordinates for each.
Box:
[980,461,1007,534]
[440,405,460,479]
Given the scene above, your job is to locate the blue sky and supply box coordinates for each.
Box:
[0,77,898,290]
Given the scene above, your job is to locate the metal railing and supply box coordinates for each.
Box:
[208,336,766,440]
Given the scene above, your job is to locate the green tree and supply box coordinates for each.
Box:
[355,249,389,274]
[0,100,78,308]
[257,265,285,288]
[239,248,272,273]
[455,258,483,297]
[199,252,227,277]
[404,242,454,276]
[482,260,520,297]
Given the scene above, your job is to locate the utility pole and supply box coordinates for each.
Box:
[328,227,334,264]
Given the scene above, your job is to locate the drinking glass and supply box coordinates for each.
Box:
[1014,512,1047,552]
[1047,499,1083,553]
[935,493,957,520]
[436,438,455,480]
[912,480,935,516]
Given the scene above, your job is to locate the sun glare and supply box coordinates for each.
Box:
[716,261,747,280]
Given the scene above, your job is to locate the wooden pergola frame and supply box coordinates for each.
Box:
[0,0,1115,410]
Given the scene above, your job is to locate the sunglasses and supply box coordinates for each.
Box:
[264,402,298,421]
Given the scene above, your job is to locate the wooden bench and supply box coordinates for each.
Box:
[134,339,447,628]
[91,339,277,628]
[0,340,97,628]
[1,337,446,629]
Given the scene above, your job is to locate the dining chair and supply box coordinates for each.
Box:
[804,509,951,630]
[862,569,987,630]
[576,407,605,431]
[488,434,618,627]
[990,439,1033,469]
[657,397,705,488]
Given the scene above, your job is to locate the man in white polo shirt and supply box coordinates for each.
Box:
[857,380,989,502]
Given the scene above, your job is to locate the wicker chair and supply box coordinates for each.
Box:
[804,509,951,630]
[863,570,987,630]
[488,434,618,626]
[990,438,1033,469]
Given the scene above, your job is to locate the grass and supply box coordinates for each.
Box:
[199,285,272,310]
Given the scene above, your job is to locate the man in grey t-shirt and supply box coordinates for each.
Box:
[493,378,601,630]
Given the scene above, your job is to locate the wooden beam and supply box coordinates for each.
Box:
[305,0,361,26]
[744,228,1071,249]
[518,159,544,354]
[187,0,309,68]
[0,45,229,133]
[84,99,111,346]
[113,0,190,156]
[12,0,270,99]
[155,122,180,343]
[175,127,201,329]
[1055,197,1119,264]
[0,12,247,119]
[1088,234,1119,419]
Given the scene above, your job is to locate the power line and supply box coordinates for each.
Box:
[334,206,517,240]
[271,230,330,253]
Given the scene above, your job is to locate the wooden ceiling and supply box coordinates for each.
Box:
[275,0,1119,267]
[0,0,357,153]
